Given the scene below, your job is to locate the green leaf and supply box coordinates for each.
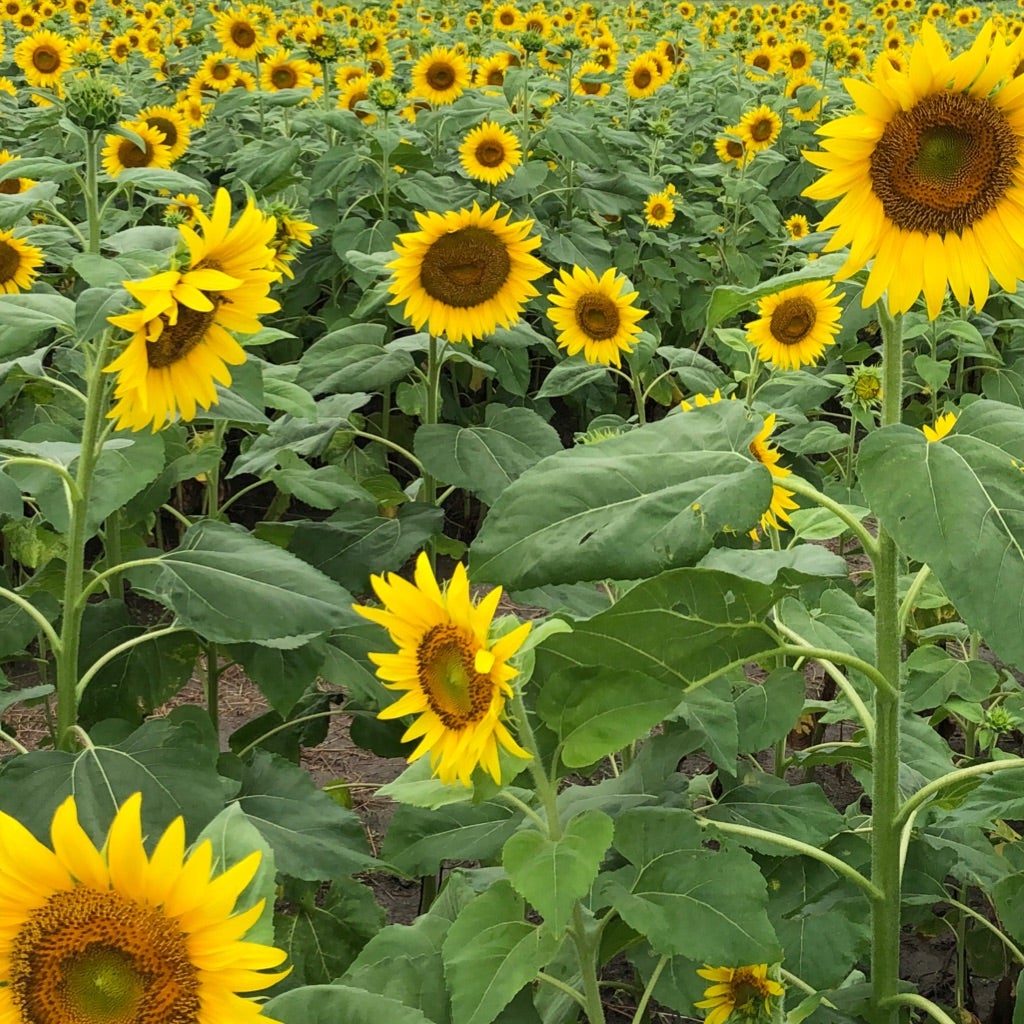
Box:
[297,325,413,395]
[597,807,780,963]
[442,880,561,1024]
[383,799,523,877]
[264,985,438,1024]
[134,520,354,645]
[698,545,848,584]
[535,358,608,398]
[115,167,212,196]
[236,750,378,879]
[502,810,614,932]
[735,667,807,753]
[226,638,327,717]
[415,406,562,506]
[904,646,998,712]
[273,876,385,990]
[268,458,372,512]
[471,403,772,587]
[859,400,1024,670]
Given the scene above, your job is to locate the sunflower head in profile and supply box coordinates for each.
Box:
[354,551,533,788]
[644,190,675,227]
[745,279,845,371]
[14,29,73,90]
[104,188,279,431]
[738,104,782,153]
[0,228,44,295]
[0,792,288,1024]
[411,45,470,105]
[804,19,1024,319]
[546,265,647,367]
[695,964,785,1024]
[388,202,548,344]
[458,121,522,184]
[101,120,174,177]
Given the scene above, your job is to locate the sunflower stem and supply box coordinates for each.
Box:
[631,954,668,1024]
[205,420,228,520]
[83,128,101,255]
[870,303,904,1024]
[204,641,220,741]
[55,329,114,750]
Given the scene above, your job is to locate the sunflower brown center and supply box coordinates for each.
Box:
[869,90,1018,236]
[416,623,492,728]
[769,296,816,345]
[726,138,745,159]
[753,53,771,69]
[632,67,652,88]
[649,202,667,220]
[790,49,807,68]
[750,117,775,142]
[0,177,24,195]
[420,226,511,308]
[475,141,506,167]
[8,888,201,1024]
[33,45,61,73]
[426,61,455,91]
[231,22,256,47]
[0,239,20,283]
[210,62,231,79]
[575,293,620,339]
[486,67,504,84]
[145,116,178,148]
[147,304,217,369]
[271,65,297,88]
[118,137,156,169]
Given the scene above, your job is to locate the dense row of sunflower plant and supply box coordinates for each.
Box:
[2,0,1024,1023]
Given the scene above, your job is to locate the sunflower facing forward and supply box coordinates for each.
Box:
[388,202,547,344]
[546,265,647,367]
[745,279,845,370]
[14,29,73,90]
[0,793,288,1024]
[804,19,1024,318]
[0,228,44,294]
[411,45,470,105]
[458,121,522,184]
[354,551,532,787]
[104,188,279,431]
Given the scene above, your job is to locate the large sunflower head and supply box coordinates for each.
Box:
[644,190,675,227]
[14,29,73,90]
[695,964,785,1024]
[546,265,647,367]
[410,45,470,105]
[738,104,782,153]
[354,551,533,787]
[623,52,663,97]
[458,121,523,184]
[803,18,1024,318]
[388,202,548,345]
[745,279,845,370]
[137,105,191,163]
[214,8,265,59]
[0,228,44,294]
[101,120,174,177]
[0,793,288,1024]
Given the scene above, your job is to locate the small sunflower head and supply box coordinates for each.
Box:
[369,78,401,110]
[520,30,546,52]
[842,365,883,410]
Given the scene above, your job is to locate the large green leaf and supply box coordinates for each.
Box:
[735,667,808,753]
[265,985,437,1024]
[297,324,413,395]
[415,406,563,506]
[597,807,780,964]
[236,750,378,879]
[502,810,614,933]
[859,400,1024,670]
[131,520,354,646]
[470,402,771,587]
[442,881,561,1024]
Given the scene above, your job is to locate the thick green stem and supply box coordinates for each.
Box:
[421,335,442,510]
[56,331,114,749]
[870,304,904,1024]
[204,421,227,520]
[83,129,101,255]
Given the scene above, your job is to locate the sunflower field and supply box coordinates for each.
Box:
[3,0,1024,1023]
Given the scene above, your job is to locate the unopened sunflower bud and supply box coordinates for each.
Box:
[63,74,122,131]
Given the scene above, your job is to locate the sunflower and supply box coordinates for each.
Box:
[214,8,264,59]
[338,75,374,121]
[104,188,279,431]
[353,551,532,787]
[459,121,522,184]
[101,121,174,178]
[738,104,782,153]
[745,43,780,76]
[196,52,239,92]
[14,29,73,90]
[623,52,662,98]
[922,411,957,441]
[476,53,510,87]
[0,792,288,1024]
[572,59,610,96]
[0,151,38,196]
[0,229,43,294]
[695,964,785,1024]
[784,39,814,72]
[388,202,548,344]
[166,192,203,225]
[784,213,810,239]
[137,104,191,163]
[804,19,1024,319]
[644,190,675,227]
[715,128,751,167]
[411,45,470,105]
[493,3,521,30]
[746,280,844,370]
[546,265,647,367]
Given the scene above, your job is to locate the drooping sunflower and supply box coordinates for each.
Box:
[0,228,44,294]
[353,551,533,787]
[546,265,647,367]
[746,280,845,370]
[101,120,174,178]
[804,19,1024,319]
[137,104,191,163]
[695,964,785,1024]
[623,52,663,98]
[0,792,288,1024]
[214,7,264,59]
[104,188,279,431]
[459,121,522,184]
[644,190,676,227]
[738,104,783,153]
[410,45,470,105]
[388,202,548,344]
[14,29,73,90]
